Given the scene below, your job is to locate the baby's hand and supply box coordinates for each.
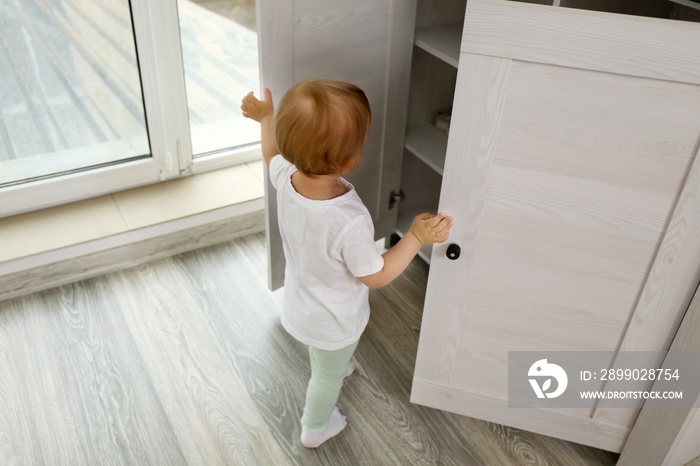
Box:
[241,88,274,122]
[409,212,453,245]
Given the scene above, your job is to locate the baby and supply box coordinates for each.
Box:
[241,79,451,448]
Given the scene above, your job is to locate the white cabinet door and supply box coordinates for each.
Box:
[258,0,415,289]
[412,0,700,453]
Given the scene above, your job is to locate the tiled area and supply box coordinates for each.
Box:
[112,161,264,230]
[0,196,127,262]
[0,160,264,263]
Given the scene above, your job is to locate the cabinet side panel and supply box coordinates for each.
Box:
[596,128,700,428]
[619,285,700,465]
[376,0,417,238]
[291,0,392,220]
[258,0,293,290]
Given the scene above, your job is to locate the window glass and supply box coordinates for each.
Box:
[0,0,149,187]
[178,0,260,156]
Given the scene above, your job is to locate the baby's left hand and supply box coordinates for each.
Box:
[409,212,453,245]
[241,88,274,122]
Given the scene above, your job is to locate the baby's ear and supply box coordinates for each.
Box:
[341,154,362,175]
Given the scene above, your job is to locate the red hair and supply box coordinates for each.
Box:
[274,79,371,176]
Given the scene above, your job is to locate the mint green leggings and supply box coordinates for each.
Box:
[301,340,359,431]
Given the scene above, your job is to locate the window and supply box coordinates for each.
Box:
[178,0,260,156]
[0,0,260,218]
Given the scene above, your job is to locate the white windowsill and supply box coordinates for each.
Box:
[0,160,266,274]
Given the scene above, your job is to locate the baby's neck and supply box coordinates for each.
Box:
[291,171,347,200]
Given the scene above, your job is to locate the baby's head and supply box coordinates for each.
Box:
[274,79,371,177]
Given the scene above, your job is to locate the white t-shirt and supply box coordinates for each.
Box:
[269,155,384,350]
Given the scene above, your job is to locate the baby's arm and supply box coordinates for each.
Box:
[358,213,452,289]
[241,88,278,166]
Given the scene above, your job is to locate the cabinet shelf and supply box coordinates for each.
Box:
[405,124,447,175]
[414,22,462,68]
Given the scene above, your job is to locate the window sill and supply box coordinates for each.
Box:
[0,160,266,301]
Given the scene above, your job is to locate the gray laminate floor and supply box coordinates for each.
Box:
[0,232,627,465]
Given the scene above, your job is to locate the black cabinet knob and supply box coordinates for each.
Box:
[446,243,461,260]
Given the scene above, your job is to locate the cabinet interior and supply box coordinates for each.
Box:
[395,0,700,262]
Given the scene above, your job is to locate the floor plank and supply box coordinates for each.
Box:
[108,258,285,465]
[0,232,627,465]
[0,279,184,465]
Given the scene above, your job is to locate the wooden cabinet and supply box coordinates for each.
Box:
[412,0,700,454]
[259,0,700,458]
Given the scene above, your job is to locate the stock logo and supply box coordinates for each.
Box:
[528,359,568,399]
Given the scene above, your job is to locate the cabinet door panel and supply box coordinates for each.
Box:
[258,0,414,289]
[412,0,700,453]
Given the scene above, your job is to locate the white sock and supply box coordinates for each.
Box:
[345,362,355,377]
[300,407,347,448]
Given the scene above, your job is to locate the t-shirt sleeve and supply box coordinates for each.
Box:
[269,154,294,190]
[337,216,385,278]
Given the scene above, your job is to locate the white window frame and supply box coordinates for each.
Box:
[0,0,261,219]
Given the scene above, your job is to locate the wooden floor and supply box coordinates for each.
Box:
[0,232,629,465]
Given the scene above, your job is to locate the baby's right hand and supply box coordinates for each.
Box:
[241,88,274,122]
[409,212,453,245]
